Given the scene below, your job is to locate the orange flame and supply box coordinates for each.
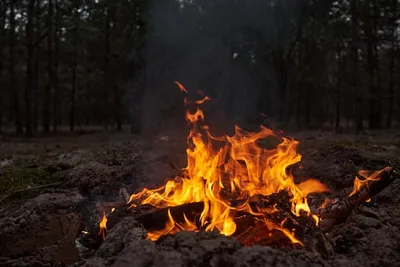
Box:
[99,211,108,240]
[349,166,391,197]
[147,209,198,241]
[128,82,331,244]
[194,96,211,105]
[175,81,188,93]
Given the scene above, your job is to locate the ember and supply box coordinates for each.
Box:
[89,82,395,248]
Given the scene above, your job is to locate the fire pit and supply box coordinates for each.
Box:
[78,83,398,254]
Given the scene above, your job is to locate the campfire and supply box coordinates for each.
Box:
[79,82,397,251]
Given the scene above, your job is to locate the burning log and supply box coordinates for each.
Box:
[79,191,308,250]
[135,202,204,230]
[78,166,397,250]
[315,167,397,232]
[234,213,318,248]
[235,219,300,247]
[233,191,292,212]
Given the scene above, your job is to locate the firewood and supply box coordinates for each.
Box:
[235,221,297,247]
[78,167,398,250]
[316,167,397,232]
[134,202,204,230]
[231,191,292,213]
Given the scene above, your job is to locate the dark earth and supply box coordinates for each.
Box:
[0,129,399,267]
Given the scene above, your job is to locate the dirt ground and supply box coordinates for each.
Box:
[0,129,399,267]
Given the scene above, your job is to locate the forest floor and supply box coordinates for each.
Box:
[0,128,400,267]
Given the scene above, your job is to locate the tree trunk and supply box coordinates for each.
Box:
[130,78,145,134]
[114,85,122,132]
[9,0,23,135]
[25,0,35,137]
[386,4,396,128]
[335,44,341,130]
[276,56,287,122]
[103,1,111,131]
[130,104,142,134]
[0,0,5,134]
[130,10,147,135]
[70,11,79,132]
[305,84,311,128]
[43,0,53,133]
[296,45,302,128]
[85,87,90,127]
[296,86,302,128]
[372,2,381,128]
[33,0,41,133]
[351,0,363,132]
[367,0,381,129]
[52,0,60,132]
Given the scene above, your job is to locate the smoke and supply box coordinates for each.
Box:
[140,0,308,135]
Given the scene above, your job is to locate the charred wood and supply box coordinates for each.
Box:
[316,167,397,232]
[235,220,298,247]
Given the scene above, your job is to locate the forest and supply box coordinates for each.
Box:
[1,1,400,267]
[0,0,399,136]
